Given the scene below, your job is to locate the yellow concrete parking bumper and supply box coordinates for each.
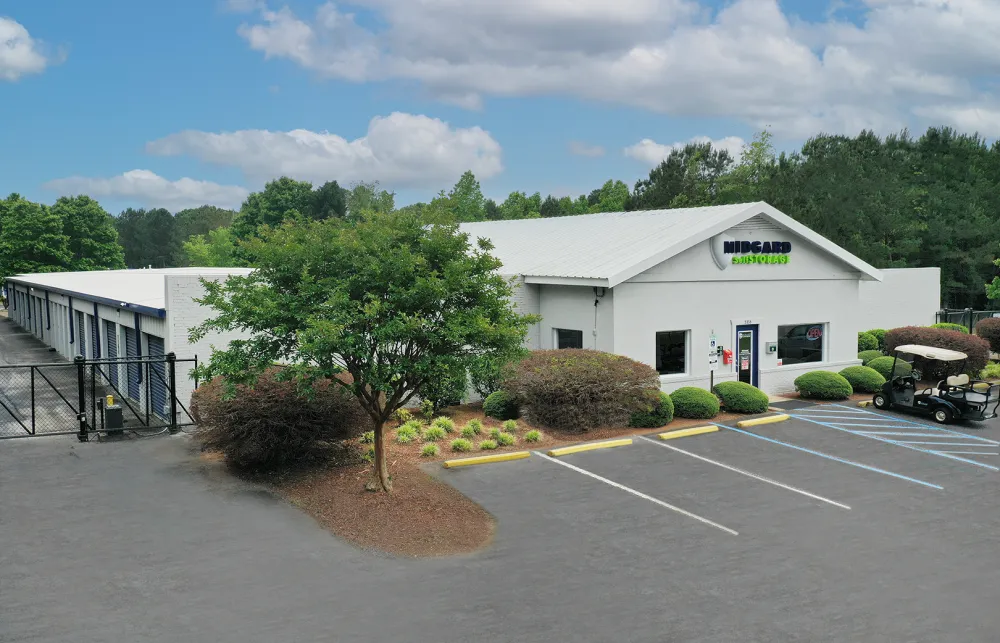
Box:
[736,414,790,428]
[441,451,531,468]
[547,438,632,457]
[658,425,719,440]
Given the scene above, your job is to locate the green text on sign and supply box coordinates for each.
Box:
[732,255,790,265]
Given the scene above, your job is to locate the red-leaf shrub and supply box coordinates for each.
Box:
[505,349,659,431]
[975,318,1000,353]
[191,367,372,472]
[884,326,990,378]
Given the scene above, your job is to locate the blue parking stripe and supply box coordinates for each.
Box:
[715,424,943,490]
[830,404,999,444]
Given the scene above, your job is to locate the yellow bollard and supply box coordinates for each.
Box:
[106,394,114,407]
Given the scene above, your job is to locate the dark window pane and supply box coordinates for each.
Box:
[556,328,584,349]
[778,323,824,365]
[656,331,687,375]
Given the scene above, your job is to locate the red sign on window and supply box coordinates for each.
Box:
[806,326,823,341]
[741,359,750,370]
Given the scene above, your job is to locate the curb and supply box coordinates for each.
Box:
[442,451,531,469]
[547,438,632,457]
[658,425,718,440]
[857,400,873,407]
[736,414,790,428]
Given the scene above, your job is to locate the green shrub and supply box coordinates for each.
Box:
[930,322,969,334]
[501,419,518,433]
[495,432,516,447]
[464,419,484,435]
[420,366,468,412]
[431,417,456,433]
[885,326,990,378]
[483,390,520,420]
[670,387,721,419]
[395,426,419,444]
[712,381,769,414]
[975,318,1000,353]
[392,408,413,423]
[865,328,887,352]
[478,439,498,450]
[524,430,542,442]
[420,399,435,421]
[189,368,371,472]
[423,426,447,442]
[866,356,912,380]
[420,443,440,457]
[981,362,1000,380]
[362,445,375,462]
[629,391,675,428]
[468,351,526,399]
[794,371,853,400]
[838,365,886,393]
[858,350,883,365]
[450,438,473,452]
[460,425,477,438]
[857,331,878,352]
[506,349,660,431]
[489,428,503,440]
[359,430,375,444]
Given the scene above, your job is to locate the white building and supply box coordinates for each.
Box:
[461,202,940,396]
[4,268,252,415]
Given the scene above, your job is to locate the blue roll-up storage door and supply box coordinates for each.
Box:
[124,327,139,401]
[75,311,86,357]
[105,322,118,387]
[89,314,99,359]
[147,335,166,418]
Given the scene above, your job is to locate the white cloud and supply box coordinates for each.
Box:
[42,170,249,212]
[568,141,605,158]
[146,112,504,187]
[624,135,747,166]
[231,0,1000,137]
[0,17,51,80]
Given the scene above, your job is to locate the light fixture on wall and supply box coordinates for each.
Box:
[593,287,607,299]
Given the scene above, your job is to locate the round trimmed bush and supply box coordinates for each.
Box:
[885,326,990,380]
[975,318,1000,353]
[930,322,969,334]
[838,365,886,393]
[858,350,883,365]
[712,381,769,414]
[857,331,878,352]
[483,390,520,420]
[794,371,853,400]
[670,387,721,419]
[867,355,913,380]
[866,328,887,352]
[629,391,675,428]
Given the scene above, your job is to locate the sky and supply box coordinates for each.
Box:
[2,0,999,214]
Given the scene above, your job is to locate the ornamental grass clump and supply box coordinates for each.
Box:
[495,432,516,447]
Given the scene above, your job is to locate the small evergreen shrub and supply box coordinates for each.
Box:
[980,362,1000,380]
[464,419,484,435]
[483,390,520,420]
[502,419,518,433]
[629,391,675,428]
[423,426,447,442]
[885,326,990,377]
[865,328,887,352]
[975,318,1000,353]
[421,443,440,457]
[392,408,413,423]
[431,417,456,433]
[858,350,883,365]
[867,356,912,380]
[857,331,878,352]
[421,367,468,411]
[495,432,516,447]
[524,430,542,442]
[450,438,473,452]
[930,322,969,334]
[478,439,498,450]
[794,371,853,400]
[712,381,769,414]
[670,387,721,419]
[420,399,435,421]
[839,365,886,393]
[359,431,375,444]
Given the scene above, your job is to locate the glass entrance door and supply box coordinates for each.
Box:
[736,324,759,387]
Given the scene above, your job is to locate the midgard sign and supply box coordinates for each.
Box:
[725,240,792,265]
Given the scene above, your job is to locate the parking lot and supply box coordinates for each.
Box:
[2,403,998,642]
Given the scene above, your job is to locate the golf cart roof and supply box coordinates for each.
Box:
[894,344,968,361]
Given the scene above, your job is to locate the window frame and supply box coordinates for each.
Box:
[776,322,827,366]
[655,329,689,376]
[554,328,585,350]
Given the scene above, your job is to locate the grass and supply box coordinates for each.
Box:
[464,419,484,435]
[450,438,473,452]
[524,430,542,443]
[502,419,518,433]
[421,443,440,457]
[478,439,498,450]
[495,432,516,447]
[431,417,456,433]
[423,426,448,442]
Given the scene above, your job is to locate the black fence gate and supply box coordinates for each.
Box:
[0,354,198,441]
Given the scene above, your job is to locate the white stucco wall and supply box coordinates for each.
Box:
[537,284,614,352]
[505,275,541,349]
[858,267,940,330]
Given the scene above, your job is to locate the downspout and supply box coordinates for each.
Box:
[68,297,75,344]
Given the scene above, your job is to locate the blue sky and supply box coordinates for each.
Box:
[1,0,996,214]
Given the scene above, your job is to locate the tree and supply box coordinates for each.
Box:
[345,181,393,220]
[174,205,236,241]
[51,196,126,271]
[182,227,242,267]
[0,196,71,280]
[594,179,631,212]
[539,195,561,218]
[310,180,349,221]
[498,191,541,220]
[189,212,536,491]
[715,130,776,204]
[484,198,500,221]
[231,177,315,241]
[987,257,1000,303]
[448,171,485,222]
[631,142,734,210]
[115,207,179,268]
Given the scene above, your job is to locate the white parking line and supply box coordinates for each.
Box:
[937,451,999,456]
[532,451,739,536]
[637,436,851,510]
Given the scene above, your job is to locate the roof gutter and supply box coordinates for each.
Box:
[6,278,167,319]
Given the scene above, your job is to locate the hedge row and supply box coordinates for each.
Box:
[885,326,990,377]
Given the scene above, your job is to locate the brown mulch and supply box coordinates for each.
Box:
[772,391,872,404]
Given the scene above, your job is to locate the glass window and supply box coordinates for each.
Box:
[655,331,687,375]
[555,328,584,349]
[778,323,825,365]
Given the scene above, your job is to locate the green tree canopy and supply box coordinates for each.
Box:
[447,171,486,222]
[345,180,394,220]
[631,142,735,210]
[0,196,71,280]
[174,205,236,241]
[181,227,241,267]
[115,207,179,268]
[51,195,126,271]
[189,211,536,491]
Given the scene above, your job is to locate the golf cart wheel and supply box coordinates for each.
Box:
[873,394,888,409]
[933,407,953,424]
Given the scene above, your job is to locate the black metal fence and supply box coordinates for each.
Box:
[936,309,1000,334]
[0,354,198,441]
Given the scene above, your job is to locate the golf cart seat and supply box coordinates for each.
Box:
[947,374,971,388]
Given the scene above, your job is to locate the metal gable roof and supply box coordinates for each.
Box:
[460,202,882,286]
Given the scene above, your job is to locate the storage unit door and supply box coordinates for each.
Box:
[124,327,140,401]
[75,311,86,357]
[89,314,99,359]
[105,322,119,387]
[147,335,167,418]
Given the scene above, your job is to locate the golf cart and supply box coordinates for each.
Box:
[872,344,999,424]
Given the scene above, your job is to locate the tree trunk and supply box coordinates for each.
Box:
[373,421,392,492]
